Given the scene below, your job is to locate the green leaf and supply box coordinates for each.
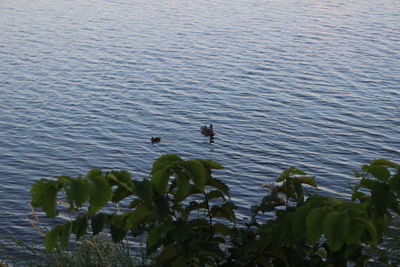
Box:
[368,165,390,182]
[172,256,188,267]
[155,197,170,221]
[183,160,207,191]
[207,178,229,195]
[86,169,102,179]
[277,167,306,182]
[151,168,170,194]
[156,244,178,265]
[211,203,235,222]
[88,176,112,215]
[353,217,377,244]
[91,213,108,236]
[359,178,378,190]
[352,191,368,202]
[107,172,134,194]
[206,190,225,200]
[175,171,191,202]
[110,215,128,242]
[371,159,398,169]
[31,179,59,217]
[73,215,88,240]
[135,179,154,206]
[112,185,134,203]
[345,219,365,244]
[109,170,132,184]
[110,224,127,243]
[127,205,154,227]
[297,176,317,188]
[128,199,141,209]
[291,206,310,240]
[200,160,224,170]
[152,154,182,174]
[213,223,231,236]
[306,207,331,243]
[62,177,91,208]
[60,222,72,248]
[324,211,350,251]
[44,225,61,251]
[147,223,172,249]
[389,173,400,195]
[371,182,393,215]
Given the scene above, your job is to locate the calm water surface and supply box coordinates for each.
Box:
[1,0,399,255]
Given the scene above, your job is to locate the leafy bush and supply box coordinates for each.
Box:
[30,155,400,266]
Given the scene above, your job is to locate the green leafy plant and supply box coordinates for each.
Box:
[30,155,400,266]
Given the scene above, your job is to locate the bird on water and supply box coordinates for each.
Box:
[151,137,161,144]
[201,124,215,143]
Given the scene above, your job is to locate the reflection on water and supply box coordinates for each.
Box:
[0,0,399,255]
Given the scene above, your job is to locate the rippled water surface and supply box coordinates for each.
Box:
[1,0,399,255]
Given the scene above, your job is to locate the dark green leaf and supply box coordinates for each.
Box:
[172,256,188,267]
[60,222,72,248]
[127,205,154,227]
[389,173,400,195]
[200,160,224,170]
[306,207,331,243]
[128,199,141,209]
[62,177,91,208]
[109,170,132,184]
[175,171,191,202]
[183,160,207,191]
[156,244,178,265]
[359,178,378,190]
[110,224,127,243]
[345,219,365,244]
[88,176,112,215]
[73,215,88,240]
[353,217,377,244]
[213,223,231,236]
[371,183,393,215]
[86,169,102,180]
[135,179,154,206]
[211,204,235,222]
[147,223,172,249]
[152,154,182,174]
[91,213,108,236]
[155,197,170,221]
[371,159,398,169]
[207,178,229,195]
[112,185,134,203]
[277,166,306,182]
[110,215,128,242]
[297,176,317,188]
[324,211,350,251]
[206,190,225,200]
[368,165,390,182]
[31,179,59,217]
[44,225,61,251]
[151,168,170,194]
[291,206,310,240]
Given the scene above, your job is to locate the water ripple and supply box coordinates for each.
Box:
[0,0,399,254]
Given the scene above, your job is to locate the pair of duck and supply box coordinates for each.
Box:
[151,124,215,144]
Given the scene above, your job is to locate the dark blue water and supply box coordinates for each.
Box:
[1,0,399,255]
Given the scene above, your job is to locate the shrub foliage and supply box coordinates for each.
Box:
[30,155,400,266]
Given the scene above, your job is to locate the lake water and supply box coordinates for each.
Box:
[1,0,399,256]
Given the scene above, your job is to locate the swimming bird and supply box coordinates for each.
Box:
[201,124,215,143]
[151,137,161,144]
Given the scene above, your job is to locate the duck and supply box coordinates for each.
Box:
[151,137,161,144]
[201,124,214,136]
[201,124,215,143]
